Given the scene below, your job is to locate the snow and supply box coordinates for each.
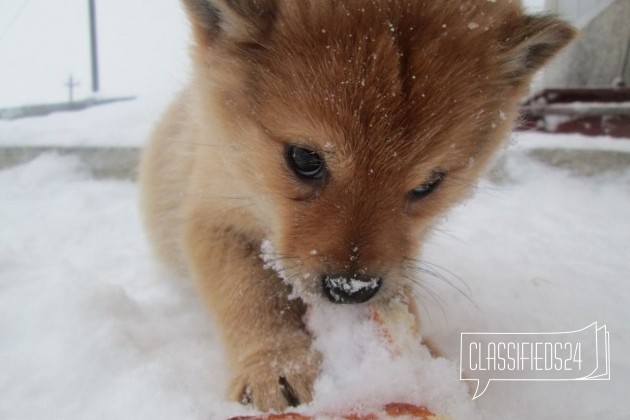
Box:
[0,153,241,419]
[322,276,381,301]
[513,131,630,152]
[1,130,629,419]
[304,298,477,419]
[0,95,172,148]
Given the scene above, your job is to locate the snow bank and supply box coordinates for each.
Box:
[422,148,630,418]
[513,131,630,153]
[1,145,629,419]
[0,95,172,148]
[0,154,241,419]
[305,301,476,419]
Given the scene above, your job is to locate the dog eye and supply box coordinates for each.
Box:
[408,171,445,200]
[286,145,326,180]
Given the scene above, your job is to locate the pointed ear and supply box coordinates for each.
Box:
[181,0,277,45]
[501,14,577,85]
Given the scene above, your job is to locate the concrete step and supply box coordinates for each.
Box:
[1,146,629,181]
[0,147,140,180]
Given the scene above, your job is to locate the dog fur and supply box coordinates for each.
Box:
[139,0,574,412]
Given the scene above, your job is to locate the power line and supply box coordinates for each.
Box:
[0,0,33,42]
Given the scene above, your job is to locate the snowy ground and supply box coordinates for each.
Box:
[0,95,172,148]
[1,127,629,418]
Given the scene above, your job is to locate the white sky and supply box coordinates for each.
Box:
[0,0,547,108]
[0,0,190,107]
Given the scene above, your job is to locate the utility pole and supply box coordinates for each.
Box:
[88,0,100,94]
[65,75,80,103]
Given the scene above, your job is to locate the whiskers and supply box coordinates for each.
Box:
[178,191,256,212]
[257,251,315,285]
[171,140,227,148]
[400,257,479,323]
[448,174,503,198]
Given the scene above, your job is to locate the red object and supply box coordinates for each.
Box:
[227,403,435,420]
[519,88,630,138]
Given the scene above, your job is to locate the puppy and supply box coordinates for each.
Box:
[139,0,574,412]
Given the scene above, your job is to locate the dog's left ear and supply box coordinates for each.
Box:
[501,14,576,86]
[182,0,277,46]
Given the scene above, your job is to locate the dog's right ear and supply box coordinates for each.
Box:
[182,0,277,46]
[499,14,576,86]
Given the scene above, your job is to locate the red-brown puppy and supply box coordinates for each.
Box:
[140,0,574,412]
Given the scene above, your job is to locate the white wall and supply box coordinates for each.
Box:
[546,0,616,25]
[543,0,630,88]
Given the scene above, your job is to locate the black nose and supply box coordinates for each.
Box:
[322,275,383,304]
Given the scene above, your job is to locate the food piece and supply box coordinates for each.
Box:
[228,402,436,420]
[369,293,421,355]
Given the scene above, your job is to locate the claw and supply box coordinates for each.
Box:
[278,376,300,407]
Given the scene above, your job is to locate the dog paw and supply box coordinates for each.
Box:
[229,346,321,412]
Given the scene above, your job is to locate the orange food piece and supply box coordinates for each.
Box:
[229,414,310,420]
[384,402,435,418]
[227,403,435,420]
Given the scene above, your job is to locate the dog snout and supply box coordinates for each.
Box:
[321,274,382,304]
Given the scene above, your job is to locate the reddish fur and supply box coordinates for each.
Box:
[140,0,575,412]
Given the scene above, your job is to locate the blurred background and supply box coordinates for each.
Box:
[0,0,544,108]
[0,0,628,147]
[0,0,189,108]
